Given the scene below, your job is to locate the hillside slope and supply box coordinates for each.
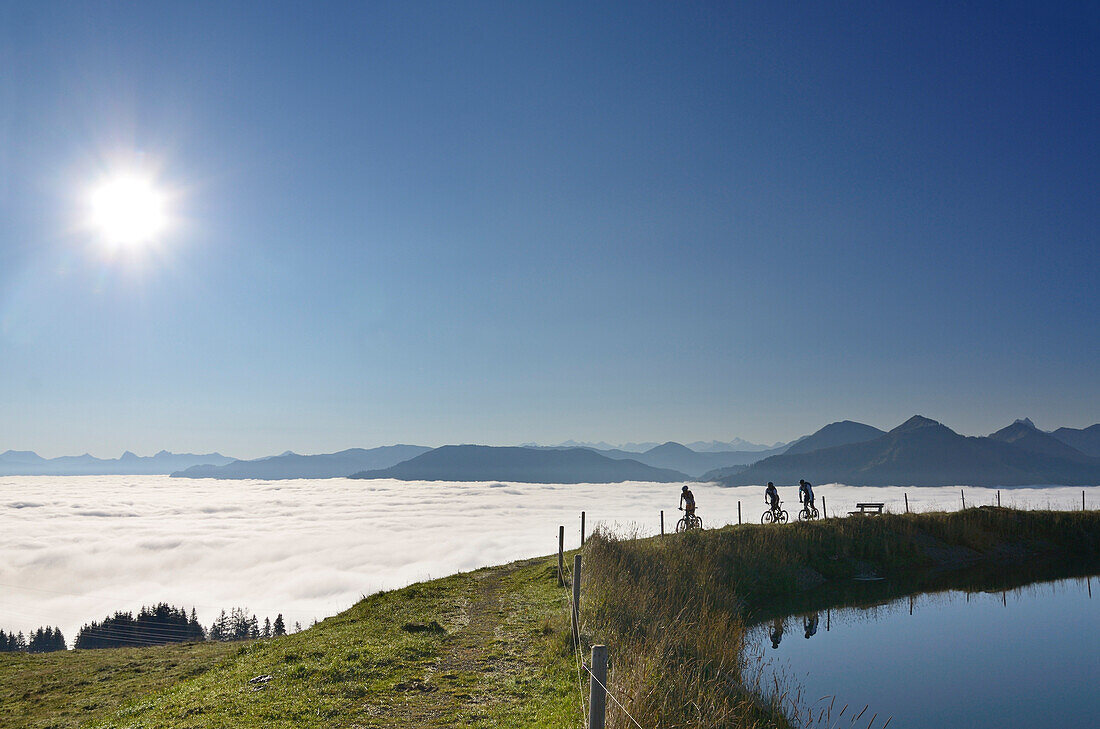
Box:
[1051,424,1100,457]
[780,420,886,455]
[172,445,431,479]
[0,450,234,476]
[352,445,688,483]
[593,441,784,477]
[1,559,580,729]
[988,419,1090,460]
[718,415,1100,486]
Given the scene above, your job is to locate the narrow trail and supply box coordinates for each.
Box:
[368,559,551,727]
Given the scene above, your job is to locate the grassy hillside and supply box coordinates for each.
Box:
[0,641,238,729]
[1,558,581,729]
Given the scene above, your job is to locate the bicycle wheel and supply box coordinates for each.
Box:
[812,507,820,520]
[675,517,688,533]
[692,515,703,530]
[798,507,810,522]
[761,510,774,524]
[778,510,789,524]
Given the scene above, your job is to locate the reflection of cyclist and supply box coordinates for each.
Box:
[798,479,815,509]
[765,482,779,512]
[803,613,819,639]
[680,485,696,516]
[770,618,784,649]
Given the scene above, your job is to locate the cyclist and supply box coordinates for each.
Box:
[798,479,815,511]
[765,481,779,514]
[679,484,696,517]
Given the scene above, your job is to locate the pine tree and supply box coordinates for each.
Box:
[209,610,228,641]
[188,608,205,642]
[273,614,286,637]
[262,617,272,639]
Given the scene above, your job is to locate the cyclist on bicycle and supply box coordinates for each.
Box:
[680,484,696,517]
[765,482,779,513]
[798,479,815,510]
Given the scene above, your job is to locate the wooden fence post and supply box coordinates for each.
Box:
[961,490,966,510]
[588,644,607,729]
[1084,490,1087,511]
[572,554,582,648]
[660,510,664,535]
[581,511,586,546]
[997,490,1001,508]
[904,492,909,513]
[821,496,827,519]
[737,500,742,524]
[558,525,565,586]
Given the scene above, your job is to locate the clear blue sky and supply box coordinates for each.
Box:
[1,2,1097,458]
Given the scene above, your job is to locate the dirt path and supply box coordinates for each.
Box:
[368,558,560,727]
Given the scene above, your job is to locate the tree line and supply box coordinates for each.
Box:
[0,626,67,653]
[2,603,293,652]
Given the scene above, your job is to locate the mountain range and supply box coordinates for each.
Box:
[589,441,787,477]
[530,437,786,453]
[171,445,432,479]
[350,445,687,483]
[714,416,1100,487]
[0,450,234,476]
[5,417,1097,485]
[1048,424,1100,457]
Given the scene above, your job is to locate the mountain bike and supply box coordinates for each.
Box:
[761,501,788,524]
[676,508,703,532]
[797,500,820,521]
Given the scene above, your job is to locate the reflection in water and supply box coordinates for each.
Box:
[770,617,784,649]
[802,613,818,639]
[749,574,1097,729]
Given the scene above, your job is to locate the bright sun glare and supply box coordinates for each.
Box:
[88,174,169,248]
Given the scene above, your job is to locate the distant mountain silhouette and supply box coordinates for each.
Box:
[595,441,786,477]
[529,437,785,453]
[0,450,234,476]
[351,445,688,483]
[686,439,787,453]
[172,445,432,479]
[1050,424,1100,458]
[714,415,1100,487]
[988,419,1089,461]
[782,421,886,455]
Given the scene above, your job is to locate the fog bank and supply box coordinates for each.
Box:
[1,476,1094,640]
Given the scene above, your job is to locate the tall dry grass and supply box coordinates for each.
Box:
[579,507,1100,728]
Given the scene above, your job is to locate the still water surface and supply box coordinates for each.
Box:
[749,575,1098,729]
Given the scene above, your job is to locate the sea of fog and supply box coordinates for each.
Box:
[1,476,1096,641]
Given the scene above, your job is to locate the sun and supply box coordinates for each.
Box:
[87,173,169,248]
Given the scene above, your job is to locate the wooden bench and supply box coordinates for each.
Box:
[849,502,885,516]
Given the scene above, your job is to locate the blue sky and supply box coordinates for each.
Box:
[1,2,1097,458]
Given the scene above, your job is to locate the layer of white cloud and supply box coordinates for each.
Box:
[0,476,1095,641]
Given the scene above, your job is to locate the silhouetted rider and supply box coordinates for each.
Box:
[765,481,779,512]
[680,484,696,516]
[798,479,815,509]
